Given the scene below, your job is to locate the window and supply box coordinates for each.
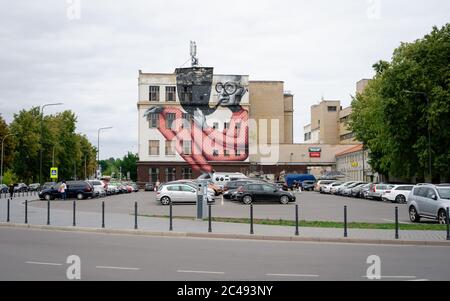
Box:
[248,184,262,191]
[327,106,337,112]
[235,149,241,156]
[165,168,176,182]
[213,149,219,157]
[396,186,413,191]
[262,185,276,192]
[182,140,191,155]
[148,140,160,156]
[182,167,192,179]
[213,122,219,129]
[166,113,176,129]
[181,185,196,193]
[224,122,230,130]
[235,122,241,132]
[224,150,230,156]
[165,140,175,156]
[167,185,180,191]
[149,86,160,102]
[180,86,193,102]
[182,113,192,128]
[165,86,176,102]
[149,168,159,183]
[304,132,311,141]
[340,132,355,141]
[148,113,159,129]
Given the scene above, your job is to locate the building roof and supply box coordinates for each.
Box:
[335,144,364,157]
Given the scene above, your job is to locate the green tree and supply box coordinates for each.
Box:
[0,114,15,175]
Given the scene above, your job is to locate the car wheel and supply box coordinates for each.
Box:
[44,194,51,201]
[242,195,252,205]
[438,209,448,225]
[409,206,420,223]
[280,195,289,205]
[76,193,84,200]
[160,196,171,206]
[395,195,406,204]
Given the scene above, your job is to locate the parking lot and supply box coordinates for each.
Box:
[28,190,413,224]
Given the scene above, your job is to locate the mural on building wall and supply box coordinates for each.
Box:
[144,67,249,174]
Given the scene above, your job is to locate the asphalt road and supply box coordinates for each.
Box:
[0,227,448,281]
[27,191,413,223]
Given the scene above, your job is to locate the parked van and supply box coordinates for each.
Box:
[285,174,316,189]
[198,172,247,189]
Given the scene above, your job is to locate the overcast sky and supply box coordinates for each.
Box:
[0,0,448,159]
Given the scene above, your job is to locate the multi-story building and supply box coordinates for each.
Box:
[335,144,379,182]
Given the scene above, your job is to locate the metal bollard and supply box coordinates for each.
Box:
[250,204,254,235]
[344,206,348,238]
[47,199,50,225]
[7,198,10,222]
[208,204,212,233]
[169,202,173,231]
[446,207,449,241]
[134,202,138,230]
[73,201,76,227]
[395,206,399,239]
[102,201,105,228]
[295,204,299,236]
[25,200,28,224]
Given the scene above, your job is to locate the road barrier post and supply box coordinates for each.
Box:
[208,204,212,233]
[395,206,399,239]
[102,201,105,228]
[250,204,254,235]
[295,204,299,236]
[446,207,449,241]
[134,202,138,230]
[47,199,50,225]
[25,200,28,224]
[169,202,173,231]
[7,198,10,222]
[73,201,76,227]
[344,206,348,238]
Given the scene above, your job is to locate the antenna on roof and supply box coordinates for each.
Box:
[190,41,199,67]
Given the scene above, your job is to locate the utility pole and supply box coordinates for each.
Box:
[1,133,15,185]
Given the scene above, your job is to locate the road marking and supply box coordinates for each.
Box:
[177,270,225,275]
[407,279,429,281]
[266,273,319,278]
[26,261,62,266]
[362,275,416,279]
[96,266,140,271]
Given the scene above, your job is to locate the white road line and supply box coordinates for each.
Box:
[362,275,416,279]
[177,270,225,275]
[407,279,429,281]
[96,266,140,271]
[266,273,319,278]
[26,261,62,266]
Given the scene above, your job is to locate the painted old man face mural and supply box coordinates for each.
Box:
[144,67,249,174]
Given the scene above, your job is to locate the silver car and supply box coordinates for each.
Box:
[156,183,213,205]
[407,184,450,224]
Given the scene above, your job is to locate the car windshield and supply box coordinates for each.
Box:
[437,188,450,199]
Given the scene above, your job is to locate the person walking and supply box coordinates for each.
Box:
[8,183,14,198]
[59,180,67,200]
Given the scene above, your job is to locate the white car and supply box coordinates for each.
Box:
[315,180,336,192]
[156,183,214,205]
[382,185,414,203]
[322,182,343,194]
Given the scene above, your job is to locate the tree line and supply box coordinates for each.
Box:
[350,24,450,183]
[99,152,139,182]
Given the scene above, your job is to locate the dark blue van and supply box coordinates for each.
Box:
[285,174,316,189]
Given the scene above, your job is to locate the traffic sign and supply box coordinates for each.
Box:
[50,167,58,179]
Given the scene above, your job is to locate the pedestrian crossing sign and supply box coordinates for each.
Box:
[50,167,58,179]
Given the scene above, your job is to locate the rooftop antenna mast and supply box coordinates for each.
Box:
[190,41,199,67]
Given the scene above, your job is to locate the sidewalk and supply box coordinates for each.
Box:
[2,196,450,246]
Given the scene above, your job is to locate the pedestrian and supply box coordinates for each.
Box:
[8,183,14,198]
[59,180,67,201]
[155,180,160,191]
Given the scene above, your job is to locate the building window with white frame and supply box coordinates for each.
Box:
[166,113,176,129]
[182,167,192,179]
[149,86,160,102]
[165,86,176,102]
[148,140,160,156]
[182,140,192,155]
[165,167,176,182]
[148,113,159,128]
[149,168,159,183]
[165,140,175,156]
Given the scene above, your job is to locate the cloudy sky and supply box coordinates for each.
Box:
[0,0,448,159]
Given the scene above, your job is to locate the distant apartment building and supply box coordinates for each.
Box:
[335,144,379,182]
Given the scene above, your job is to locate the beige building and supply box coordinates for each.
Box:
[335,144,379,182]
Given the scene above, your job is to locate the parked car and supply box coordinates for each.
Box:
[367,183,393,201]
[107,184,119,195]
[382,185,414,203]
[275,181,289,191]
[223,179,263,199]
[14,183,28,192]
[301,180,316,191]
[234,183,296,205]
[285,174,316,190]
[131,183,139,192]
[42,182,57,190]
[198,172,247,189]
[322,182,343,194]
[351,183,372,198]
[341,182,366,196]
[0,184,8,193]
[87,180,107,198]
[156,183,214,205]
[28,183,41,191]
[407,184,450,224]
[315,180,336,192]
[145,183,155,191]
[38,181,94,200]
[334,181,357,195]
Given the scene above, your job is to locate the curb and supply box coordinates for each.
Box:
[1,222,449,247]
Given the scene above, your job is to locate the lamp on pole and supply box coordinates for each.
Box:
[1,133,16,185]
[97,127,113,179]
[402,90,432,181]
[40,103,63,184]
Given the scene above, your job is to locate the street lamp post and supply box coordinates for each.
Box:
[402,90,432,181]
[40,103,63,184]
[97,127,113,179]
[1,133,16,185]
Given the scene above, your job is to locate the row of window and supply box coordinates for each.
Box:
[148,140,243,157]
[148,86,193,102]
[340,132,355,141]
[304,132,312,141]
[148,167,192,183]
[148,113,242,131]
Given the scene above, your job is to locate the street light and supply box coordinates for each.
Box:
[97,127,113,179]
[40,103,63,184]
[1,133,16,185]
[402,90,432,181]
